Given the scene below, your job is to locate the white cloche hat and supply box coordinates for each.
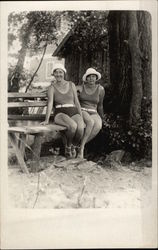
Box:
[82,68,101,82]
[51,63,67,75]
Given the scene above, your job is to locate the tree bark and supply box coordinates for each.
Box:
[108,11,132,114]
[137,11,151,100]
[108,11,151,123]
[128,12,143,125]
[15,25,33,76]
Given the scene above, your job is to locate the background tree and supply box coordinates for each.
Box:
[8,11,61,92]
[100,11,152,159]
[108,11,151,125]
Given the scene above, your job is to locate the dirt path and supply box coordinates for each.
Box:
[8,155,152,209]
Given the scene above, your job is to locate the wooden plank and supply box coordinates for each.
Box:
[8,124,66,134]
[8,133,29,174]
[8,127,31,134]
[8,101,47,108]
[8,92,47,98]
[8,114,54,121]
[42,124,67,131]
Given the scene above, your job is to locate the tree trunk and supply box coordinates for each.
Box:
[108,11,151,124]
[15,28,33,75]
[128,12,143,125]
[137,11,151,100]
[13,22,34,91]
[108,11,132,114]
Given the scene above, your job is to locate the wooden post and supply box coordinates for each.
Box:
[31,134,43,172]
[9,133,29,174]
[19,134,27,159]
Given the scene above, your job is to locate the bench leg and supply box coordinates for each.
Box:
[19,134,27,159]
[8,133,29,174]
[31,134,42,172]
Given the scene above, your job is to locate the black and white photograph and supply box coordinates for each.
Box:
[0,1,157,249]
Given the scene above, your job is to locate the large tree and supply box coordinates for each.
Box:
[108,11,151,125]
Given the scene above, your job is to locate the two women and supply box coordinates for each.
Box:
[41,63,84,158]
[42,64,104,159]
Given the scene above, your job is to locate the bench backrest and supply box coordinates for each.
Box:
[8,91,52,121]
[8,92,47,108]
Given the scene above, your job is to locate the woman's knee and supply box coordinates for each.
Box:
[55,113,77,133]
[76,122,84,136]
[72,115,85,134]
[69,121,77,134]
[86,118,95,130]
[93,120,102,133]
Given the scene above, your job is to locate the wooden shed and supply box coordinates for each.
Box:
[53,30,110,86]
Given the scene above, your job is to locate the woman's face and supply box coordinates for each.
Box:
[53,69,65,82]
[86,74,97,84]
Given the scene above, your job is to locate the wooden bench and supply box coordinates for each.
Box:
[8,92,66,174]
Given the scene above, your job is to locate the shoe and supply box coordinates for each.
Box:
[71,145,77,158]
[65,146,72,159]
[76,146,84,159]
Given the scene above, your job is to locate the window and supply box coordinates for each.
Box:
[46,61,54,79]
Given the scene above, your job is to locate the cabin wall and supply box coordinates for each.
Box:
[64,49,110,86]
[65,52,80,84]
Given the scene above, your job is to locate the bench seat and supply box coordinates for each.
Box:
[8,124,66,135]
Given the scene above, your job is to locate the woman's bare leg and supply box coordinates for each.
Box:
[54,113,77,147]
[86,114,102,142]
[71,114,85,146]
[77,111,94,158]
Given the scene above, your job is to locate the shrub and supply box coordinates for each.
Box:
[101,97,152,160]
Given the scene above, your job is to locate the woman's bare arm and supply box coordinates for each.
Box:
[71,82,83,117]
[41,85,54,125]
[97,86,105,119]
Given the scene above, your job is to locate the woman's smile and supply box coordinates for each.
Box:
[86,74,97,84]
[53,69,65,82]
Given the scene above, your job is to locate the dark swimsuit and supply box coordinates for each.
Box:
[53,81,79,117]
[54,106,78,117]
[78,84,100,114]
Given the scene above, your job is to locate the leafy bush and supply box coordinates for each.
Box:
[101,97,152,160]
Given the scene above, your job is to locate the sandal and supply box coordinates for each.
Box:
[76,146,84,159]
[71,145,77,158]
[65,146,72,159]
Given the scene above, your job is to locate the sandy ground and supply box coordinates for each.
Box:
[8,154,152,209]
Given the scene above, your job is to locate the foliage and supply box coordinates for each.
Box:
[8,11,61,52]
[8,65,32,87]
[101,97,152,160]
[63,11,108,54]
[8,11,62,91]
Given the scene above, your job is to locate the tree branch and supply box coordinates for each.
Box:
[25,42,48,93]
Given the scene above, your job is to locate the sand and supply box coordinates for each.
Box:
[8,155,152,209]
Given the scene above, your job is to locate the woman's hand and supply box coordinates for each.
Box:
[40,120,49,125]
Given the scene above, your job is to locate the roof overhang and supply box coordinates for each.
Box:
[52,30,72,57]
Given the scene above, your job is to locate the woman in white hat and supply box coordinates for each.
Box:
[77,68,105,158]
[41,63,84,158]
